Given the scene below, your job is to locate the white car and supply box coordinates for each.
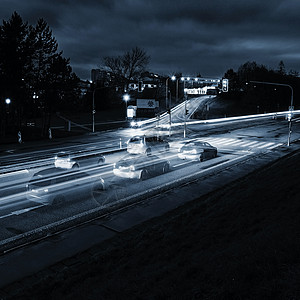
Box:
[178,140,217,161]
[127,135,169,155]
[26,167,105,205]
[113,154,170,180]
[54,150,105,169]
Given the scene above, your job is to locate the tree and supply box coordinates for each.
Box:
[0,12,31,129]
[122,46,150,80]
[102,46,150,81]
[0,13,81,138]
[277,60,286,75]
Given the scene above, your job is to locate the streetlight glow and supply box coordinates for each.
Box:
[123,94,130,102]
[5,98,11,105]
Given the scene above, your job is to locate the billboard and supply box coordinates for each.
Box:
[136,99,159,109]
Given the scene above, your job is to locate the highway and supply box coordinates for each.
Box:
[0,95,299,247]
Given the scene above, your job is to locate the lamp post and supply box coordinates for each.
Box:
[181,77,188,138]
[249,80,294,146]
[92,88,100,133]
[171,75,178,104]
[123,94,130,119]
[165,77,169,109]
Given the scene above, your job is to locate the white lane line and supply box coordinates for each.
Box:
[267,143,283,150]
[257,142,275,149]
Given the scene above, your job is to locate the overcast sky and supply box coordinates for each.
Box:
[1,0,300,80]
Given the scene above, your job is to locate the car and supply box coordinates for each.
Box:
[126,135,170,155]
[113,154,170,180]
[178,140,217,161]
[54,150,105,169]
[26,167,105,205]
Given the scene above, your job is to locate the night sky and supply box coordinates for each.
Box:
[1,0,300,80]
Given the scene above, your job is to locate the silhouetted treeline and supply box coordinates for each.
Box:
[221,61,299,113]
[0,12,81,137]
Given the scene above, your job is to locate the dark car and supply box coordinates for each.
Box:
[26,167,105,205]
[178,140,217,161]
[54,150,105,169]
[113,154,170,180]
[127,135,170,155]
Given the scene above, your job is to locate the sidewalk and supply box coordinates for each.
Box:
[0,109,128,152]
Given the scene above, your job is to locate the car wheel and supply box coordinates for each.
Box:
[165,144,170,152]
[214,151,218,158]
[140,169,149,180]
[92,181,105,204]
[146,149,151,156]
[72,163,79,169]
[52,195,65,205]
[199,155,203,162]
[98,157,105,165]
[162,163,170,173]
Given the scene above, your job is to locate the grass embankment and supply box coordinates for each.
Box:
[6,149,300,299]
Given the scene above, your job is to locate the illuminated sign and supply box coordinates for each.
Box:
[222,79,229,92]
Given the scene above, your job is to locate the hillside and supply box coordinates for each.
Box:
[4,146,300,299]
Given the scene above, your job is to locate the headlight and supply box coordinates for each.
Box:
[130,121,136,127]
[130,165,135,171]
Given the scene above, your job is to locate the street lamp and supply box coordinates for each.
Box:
[92,88,100,133]
[5,98,11,105]
[165,77,169,109]
[249,80,294,146]
[123,94,130,119]
[171,76,178,104]
[181,77,188,138]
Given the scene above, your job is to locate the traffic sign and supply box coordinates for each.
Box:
[222,79,229,92]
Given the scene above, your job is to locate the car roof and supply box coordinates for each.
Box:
[33,167,77,177]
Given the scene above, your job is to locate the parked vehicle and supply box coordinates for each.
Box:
[26,167,105,205]
[178,140,217,161]
[54,150,105,169]
[127,135,169,155]
[113,154,170,180]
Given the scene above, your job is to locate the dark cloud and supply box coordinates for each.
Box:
[1,0,300,80]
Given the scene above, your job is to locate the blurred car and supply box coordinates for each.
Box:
[127,135,169,155]
[54,150,105,169]
[130,120,142,128]
[26,167,105,205]
[178,140,217,161]
[113,154,170,180]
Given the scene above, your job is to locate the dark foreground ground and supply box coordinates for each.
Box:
[3,146,300,299]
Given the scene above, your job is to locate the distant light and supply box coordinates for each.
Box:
[195,78,198,82]
[123,94,130,101]
[5,98,11,104]
[181,77,185,81]
[171,76,176,81]
[187,77,190,81]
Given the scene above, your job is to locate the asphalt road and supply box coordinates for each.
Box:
[0,111,299,246]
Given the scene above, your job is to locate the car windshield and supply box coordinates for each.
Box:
[129,137,142,144]
[56,152,70,158]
